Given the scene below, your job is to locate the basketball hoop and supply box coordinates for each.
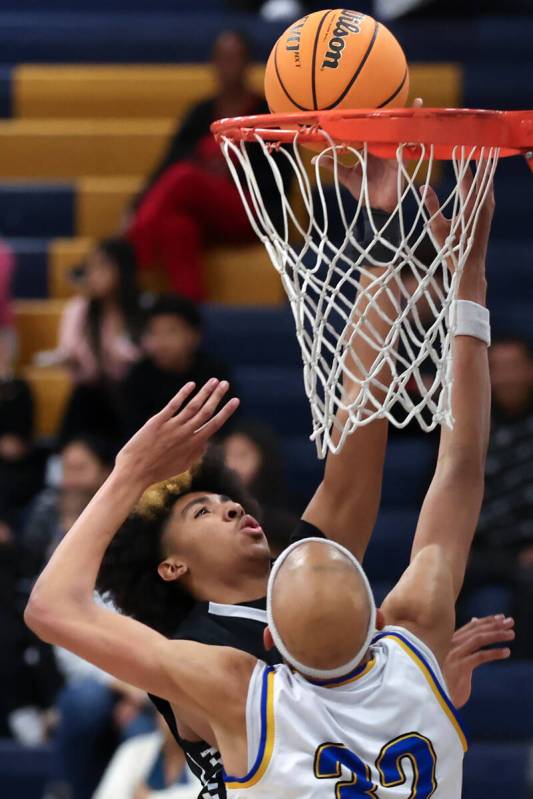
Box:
[211,108,533,457]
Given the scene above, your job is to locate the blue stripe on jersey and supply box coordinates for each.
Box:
[373,630,468,750]
[223,665,275,785]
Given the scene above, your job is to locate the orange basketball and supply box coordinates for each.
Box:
[265,9,409,113]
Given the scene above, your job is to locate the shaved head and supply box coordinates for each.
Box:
[267,539,376,678]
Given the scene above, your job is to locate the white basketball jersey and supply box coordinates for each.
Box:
[224,626,466,799]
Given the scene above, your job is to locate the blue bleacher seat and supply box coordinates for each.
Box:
[0,13,288,64]
[381,437,435,508]
[0,183,74,238]
[463,743,531,799]
[0,66,11,118]
[203,306,300,369]
[0,740,52,799]
[9,238,49,299]
[363,509,419,583]
[461,662,533,741]
[234,366,310,438]
[282,436,322,504]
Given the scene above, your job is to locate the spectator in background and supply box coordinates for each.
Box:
[23,435,115,579]
[0,382,43,541]
[462,336,533,656]
[121,295,229,439]
[93,713,197,799]
[127,30,290,300]
[222,421,298,555]
[47,238,141,444]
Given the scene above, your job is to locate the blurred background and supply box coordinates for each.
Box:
[0,1,532,798]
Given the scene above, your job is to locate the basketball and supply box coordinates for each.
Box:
[264,9,409,113]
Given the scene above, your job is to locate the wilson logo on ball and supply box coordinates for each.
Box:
[321,9,366,70]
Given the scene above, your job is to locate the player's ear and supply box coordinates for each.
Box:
[158,557,188,583]
[263,626,275,651]
[375,608,386,631]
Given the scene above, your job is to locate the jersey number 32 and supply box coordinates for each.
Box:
[315,733,437,798]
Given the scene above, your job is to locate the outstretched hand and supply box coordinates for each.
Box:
[116,379,239,490]
[421,166,495,268]
[312,97,423,212]
[443,614,514,708]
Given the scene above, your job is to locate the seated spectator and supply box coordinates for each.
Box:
[461,336,533,656]
[127,30,290,300]
[23,435,115,579]
[121,295,229,439]
[93,713,198,799]
[44,238,141,443]
[222,421,298,555]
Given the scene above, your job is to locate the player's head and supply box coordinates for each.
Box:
[212,30,252,92]
[265,539,378,679]
[141,294,203,373]
[97,448,271,635]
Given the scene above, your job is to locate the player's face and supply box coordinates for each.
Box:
[158,492,271,593]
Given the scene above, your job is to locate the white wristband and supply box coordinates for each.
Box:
[453,300,491,346]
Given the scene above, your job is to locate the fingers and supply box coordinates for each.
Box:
[186,380,231,430]
[174,378,222,425]
[312,153,354,182]
[195,396,240,440]
[157,381,196,421]
[466,646,511,671]
[419,183,443,218]
[451,618,515,657]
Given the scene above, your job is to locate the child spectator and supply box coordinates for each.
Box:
[23,435,115,578]
[121,295,229,439]
[47,238,141,443]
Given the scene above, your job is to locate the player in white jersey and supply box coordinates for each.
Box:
[25,166,496,799]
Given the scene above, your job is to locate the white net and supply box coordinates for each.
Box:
[217,126,498,457]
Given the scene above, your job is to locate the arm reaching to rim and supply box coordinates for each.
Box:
[382,169,495,666]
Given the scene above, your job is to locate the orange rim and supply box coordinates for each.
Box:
[211,107,533,160]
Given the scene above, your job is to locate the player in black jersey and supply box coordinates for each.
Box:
[26,162,513,799]
[25,378,513,799]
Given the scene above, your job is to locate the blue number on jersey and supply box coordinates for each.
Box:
[376,733,437,798]
[314,744,378,797]
[315,733,437,798]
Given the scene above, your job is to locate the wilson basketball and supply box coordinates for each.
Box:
[265,9,409,113]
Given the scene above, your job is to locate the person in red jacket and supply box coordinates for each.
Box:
[128,30,286,301]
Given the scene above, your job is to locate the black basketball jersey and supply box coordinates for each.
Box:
[149,519,325,799]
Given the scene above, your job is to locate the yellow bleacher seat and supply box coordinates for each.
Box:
[48,237,282,305]
[77,177,142,238]
[0,119,173,179]
[22,366,72,438]
[15,300,66,367]
[13,63,460,123]
[205,245,283,305]
[14,65,266,120]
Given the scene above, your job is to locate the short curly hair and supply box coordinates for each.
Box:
[97,448,259,636]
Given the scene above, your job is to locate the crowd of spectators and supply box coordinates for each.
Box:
[0,22,532,799]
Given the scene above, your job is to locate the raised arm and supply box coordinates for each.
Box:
[24,381,250,727]
[383,172,495,664]
[303,154,402,559]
